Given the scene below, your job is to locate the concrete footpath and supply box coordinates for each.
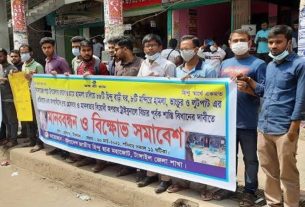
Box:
[1,129,305,207]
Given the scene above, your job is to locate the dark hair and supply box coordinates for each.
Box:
[71,36,86,43]
[229,29,251,41]
[268,25,293,41]
[0,48,8,56]
[180,35,200,47]
[142,34,162,46]
[19,44,33,52]
[40,37,55,46]
[107,37,121,45]
[168,38,178,49]
[116,36,133,51]
[261,21,268,25]
[80,40,93,49]
[10,49,20,56]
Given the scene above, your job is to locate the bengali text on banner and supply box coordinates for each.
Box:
[31,75,237,191]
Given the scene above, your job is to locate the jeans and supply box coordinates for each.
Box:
[237,129,259,194]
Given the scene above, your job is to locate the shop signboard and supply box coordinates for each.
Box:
[123,0,161,10]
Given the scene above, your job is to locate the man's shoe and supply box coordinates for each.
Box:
[30,144,44,153]
[116,167,136,177]
[75,157,94,167]
[0,139,9,146]
[46,148,61,155]
[137,176,158,187]
[155,180,172,194]
[3,141,18,149]
[91,160,107,173]
[239,192,256,207]
[135,170,146,182]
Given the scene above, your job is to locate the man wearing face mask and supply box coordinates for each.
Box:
[136,34,175,193]
[239,25,305,207]
[255,21,271,63]
[217,29,266,205]
[138,34,175,77]
[176,35,217,79]
[166,35,216,195]
[19,44,44,153]
[71,36,101,74]
[197,40,226,76]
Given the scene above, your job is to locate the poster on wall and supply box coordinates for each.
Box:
[31,75,237,191]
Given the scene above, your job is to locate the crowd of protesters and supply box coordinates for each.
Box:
[0,24,304,207]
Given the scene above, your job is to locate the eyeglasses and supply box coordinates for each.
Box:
[144,44,159,48]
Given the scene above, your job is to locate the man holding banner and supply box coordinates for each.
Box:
[238,25,305,207]
[218,29,266,206]
[19,44,44,153]
[0,48,19,149]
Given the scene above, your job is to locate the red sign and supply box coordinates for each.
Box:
[123,0,161,10]
[11,0,27,33]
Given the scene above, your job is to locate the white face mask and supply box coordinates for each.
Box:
[231,42,249,56]
[72,48,80,57]
[210,45,217,52]
[181,49,196,62]
[269,50,289,61]
[145,52,160,61]
[21,53,31,62]
[268,41,290,61]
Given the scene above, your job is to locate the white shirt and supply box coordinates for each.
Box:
[197,47,226,76]
[137,55,176,77]
[93,42,103,58]
[161,48,180,64]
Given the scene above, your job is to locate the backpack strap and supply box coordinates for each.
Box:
[166,49,175,60]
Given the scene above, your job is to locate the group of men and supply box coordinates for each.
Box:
[0,24,304,207]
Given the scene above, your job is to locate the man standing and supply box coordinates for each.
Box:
[167,35,217,195]
[241,25,305,207]
[292,20,299,53]
[71,36,101,74]
[137,34,175,193]
[92,38,103,59]
[114,36,143,77]
[197,40,226,76]
[113,36,143,177]
[19,44,44,153]
[215,29,266,206]
[0,48,19,149]
[255,21,270,62]
[40,37,71,156]
[107,37,120,75]
[9,50,23,71]
[161,38,182,66]
[40,37,70,75]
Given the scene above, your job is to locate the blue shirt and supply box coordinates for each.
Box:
[220,56,266,129]
[258,53,305,135]
[255,29,270,54]
[175,59,217,78]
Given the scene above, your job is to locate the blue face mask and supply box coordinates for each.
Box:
[268,50,289,61]
[72,48,80,57]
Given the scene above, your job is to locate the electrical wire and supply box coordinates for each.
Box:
[25,0,186,39]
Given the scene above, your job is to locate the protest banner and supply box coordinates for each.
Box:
[8,72,33,121]
[31,75,237,191]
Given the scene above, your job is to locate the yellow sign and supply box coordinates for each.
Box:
[8,72,33,121]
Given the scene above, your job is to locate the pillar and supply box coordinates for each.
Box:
[0,1,10,50]
[103,0,124,42]
[231,0,251,31]
[11,0,29,49]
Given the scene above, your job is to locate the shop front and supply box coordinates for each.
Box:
[165,0,231,46]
